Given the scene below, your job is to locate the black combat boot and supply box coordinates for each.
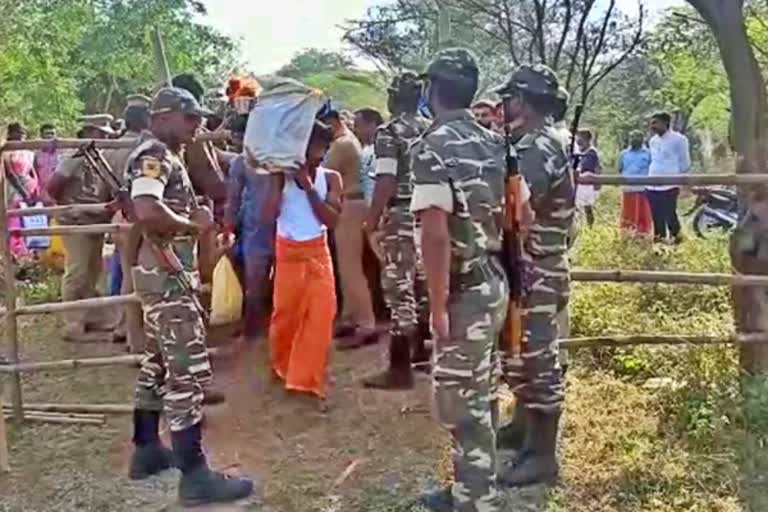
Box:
[497,399,527,451]
[172,423,255,507]
[412,321,432,373]
[416,486,454,512]
[500,410,561,487]
[362,333,414,390]
[129,409,174,480]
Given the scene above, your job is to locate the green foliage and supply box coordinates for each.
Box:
[0,0,237,134]
[277,48,354,80]
[303,71,388,113]
[15,264,62,305]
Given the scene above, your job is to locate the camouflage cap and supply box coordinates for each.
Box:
[421,48,479,82]
[388,71,422,94]
[494,64,560,98]
[150,87,212,117]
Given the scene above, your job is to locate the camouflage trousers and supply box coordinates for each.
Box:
[132,266,212,432]
[433,263,508,512]
[503,255,569,414]
[380,206,429,336]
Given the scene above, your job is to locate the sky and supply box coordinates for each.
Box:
[202,0,684,75]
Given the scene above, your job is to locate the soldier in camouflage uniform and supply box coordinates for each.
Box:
[127,87,254,507]
[410,48,509,512]
[362,72,432,390]
[495,65,575,487]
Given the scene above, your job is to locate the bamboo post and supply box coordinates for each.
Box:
[577,173,768,186]
[0,381,9,472]
[559,334,737,349]
[9,223,129,237]
[0,347,219,374]
[0,154,23,423]
[1,403,132,415]
[0,131,230,152]
[15,293,140,316]
[8,203,110,218]
[570,269,768,287]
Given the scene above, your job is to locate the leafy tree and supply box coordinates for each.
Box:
[277,49,355,80]
[302,71,387,113]
[0,0,237,134]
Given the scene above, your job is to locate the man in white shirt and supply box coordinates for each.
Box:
[646,112,691,243]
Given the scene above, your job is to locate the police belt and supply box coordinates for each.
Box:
[450,255,505,293]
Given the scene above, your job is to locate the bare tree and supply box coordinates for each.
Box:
[687,0,768,374]
[344,0,645,106]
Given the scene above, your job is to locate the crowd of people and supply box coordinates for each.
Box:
[1,46,695,511]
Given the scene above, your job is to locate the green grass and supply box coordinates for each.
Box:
[2,187,768,511]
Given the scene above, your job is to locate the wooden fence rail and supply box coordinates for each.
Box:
[0,140,765,472]
[570,269,768,287]
[9,223,129,237]
[1,130,230,152]
[577,174,768,186]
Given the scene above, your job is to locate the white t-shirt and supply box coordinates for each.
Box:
[277,167,330,242]
[648,130,691,191]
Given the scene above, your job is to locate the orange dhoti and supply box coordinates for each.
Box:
[621,191,653,236]
[268,235,336,397]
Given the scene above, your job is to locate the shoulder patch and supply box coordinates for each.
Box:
[141,157,162,179]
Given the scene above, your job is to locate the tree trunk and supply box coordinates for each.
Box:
[687,0,768,374]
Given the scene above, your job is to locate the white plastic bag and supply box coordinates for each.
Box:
[243,76,325,173]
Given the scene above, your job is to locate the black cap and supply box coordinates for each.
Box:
[150,87,212,117]
[388,71,422,93]
[421,48,479,82]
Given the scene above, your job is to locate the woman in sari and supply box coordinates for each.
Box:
[3,123,40,260]
[263,121,342,409]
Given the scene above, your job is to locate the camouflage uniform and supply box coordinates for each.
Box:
[376,111,431,337]
[486,66,575,421]
[502,122,574,413]
[411,49,509,512]
[127,136,211,432]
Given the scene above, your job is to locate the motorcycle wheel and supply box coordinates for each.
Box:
[693,209,729,239]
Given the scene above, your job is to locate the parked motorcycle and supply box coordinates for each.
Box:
[685,187,738,238]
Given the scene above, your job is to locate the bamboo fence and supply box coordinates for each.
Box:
[0,139,766,472]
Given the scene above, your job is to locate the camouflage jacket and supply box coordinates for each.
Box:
[409,109,505,278]
[374,112,431,205]
[515,123,575,260]
[125,135,197,273]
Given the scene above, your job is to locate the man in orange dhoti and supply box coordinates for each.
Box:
[263,122,343,405]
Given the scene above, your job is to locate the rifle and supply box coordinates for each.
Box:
[75,143,208,321]
[501,124,525,357]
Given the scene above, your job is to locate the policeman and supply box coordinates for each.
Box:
[126,87,255,506]
[410,48,509,512]
[495,65,575,487]
[362,72,431,390]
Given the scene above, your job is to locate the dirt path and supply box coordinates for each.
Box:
[0,317,447,511]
